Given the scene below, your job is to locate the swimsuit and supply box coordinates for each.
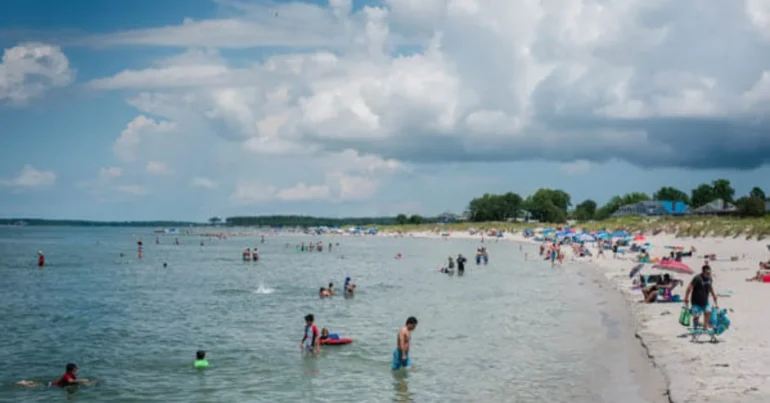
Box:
[392,348,411,370]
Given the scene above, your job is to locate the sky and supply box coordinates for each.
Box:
[1,0,770,221]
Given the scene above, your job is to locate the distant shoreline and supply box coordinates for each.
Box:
[2,215,769,240]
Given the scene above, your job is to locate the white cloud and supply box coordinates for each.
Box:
[0,42,75,105]
[230,180,332,205]
[146,161,172,175]
[276,182,331,201]
[114,115,176,162]
[191,176,217,190]
[560,160,591,175]
[326,172,379,201]
[114,184,147,195]
[78,168,147,201]
[0,165,56,188]
[99,167,123,181]
[83,0,770,185]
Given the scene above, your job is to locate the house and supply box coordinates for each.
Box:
[436,212,464,223]
[612,200,691,217]
[692,199,738,215]
[613,201,665,217]
[658,201,691,215]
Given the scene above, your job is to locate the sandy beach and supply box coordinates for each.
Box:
[384,228,770,403]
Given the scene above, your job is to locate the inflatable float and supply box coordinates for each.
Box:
[320,333,353,345]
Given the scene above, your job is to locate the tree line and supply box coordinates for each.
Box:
[225,215,405,227]
[0,219,200,227]
[465,179,770,223]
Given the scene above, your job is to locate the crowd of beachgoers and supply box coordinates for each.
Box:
[381,226,769,403]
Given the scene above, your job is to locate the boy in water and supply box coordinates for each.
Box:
[300,314,320,355]
[17,363,90,387]
[194,350,209,368]
[392,317,418,371]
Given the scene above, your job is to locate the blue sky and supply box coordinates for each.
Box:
[1,0,770,221]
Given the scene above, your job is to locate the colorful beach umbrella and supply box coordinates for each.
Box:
[629,263,644,278]
[652,261,694,275]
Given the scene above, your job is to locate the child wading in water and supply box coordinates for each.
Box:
[392,317,418,371]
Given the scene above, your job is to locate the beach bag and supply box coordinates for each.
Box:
[679,306,691,327]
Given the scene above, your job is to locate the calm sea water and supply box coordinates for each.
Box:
[0,227,663,403]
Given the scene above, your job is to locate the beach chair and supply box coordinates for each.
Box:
[689,308,730,343]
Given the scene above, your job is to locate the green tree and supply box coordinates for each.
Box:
[395,214,408,225]
[208,216,222,225]
[408,214,424,224]
[466,192,524,222]
[749,187,766,201]
[595,192,650,220]
[735,196,767,217]
[691,184,717,208]
[523,188,572,223]
[573,199,597,221]
[653,186,690,204]
[711,179,735,208]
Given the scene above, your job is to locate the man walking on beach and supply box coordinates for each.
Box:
[684,264,718,330]
[392,317,418,371]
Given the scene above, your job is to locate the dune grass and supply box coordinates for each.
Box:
[378,216,770,240]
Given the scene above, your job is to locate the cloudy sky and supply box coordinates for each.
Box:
[1,0,770,221]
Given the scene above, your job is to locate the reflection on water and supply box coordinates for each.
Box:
[392,370,413,403]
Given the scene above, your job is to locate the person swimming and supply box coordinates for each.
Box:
[194,350,209,368]
[320,328,330,341]
[344,277,355,297]
[17,363,90,388]
[319,287,330,298]
[328,283,335,295]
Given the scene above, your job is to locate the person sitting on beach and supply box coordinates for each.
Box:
[684,265,718,330]
[319,287,330,298]
[642,274,683,303]
[17,363,90,388]
[746,262,770,282]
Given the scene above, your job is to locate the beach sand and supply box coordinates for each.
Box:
[385,229,770,403]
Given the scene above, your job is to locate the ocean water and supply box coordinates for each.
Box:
[0,227,664,403]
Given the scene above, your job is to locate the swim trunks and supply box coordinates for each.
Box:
[392,349,411,370]
[690,303,709,316]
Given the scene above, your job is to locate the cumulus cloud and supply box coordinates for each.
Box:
[0,165,56,188]
[191,177,217,190]
[114,115,176,162]
[99,167,123,181]
[78,167,147,202]
[146,161,172,175]
[0,42,75,104]
[82,0,770,196]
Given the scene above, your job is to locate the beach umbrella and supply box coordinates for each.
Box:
[652,261,693,275]
[634,235,645,241]
[629,263,644,278]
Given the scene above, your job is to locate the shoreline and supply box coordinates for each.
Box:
[382,229,769,403]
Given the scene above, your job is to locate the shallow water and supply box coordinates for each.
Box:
[0,227,663,402]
